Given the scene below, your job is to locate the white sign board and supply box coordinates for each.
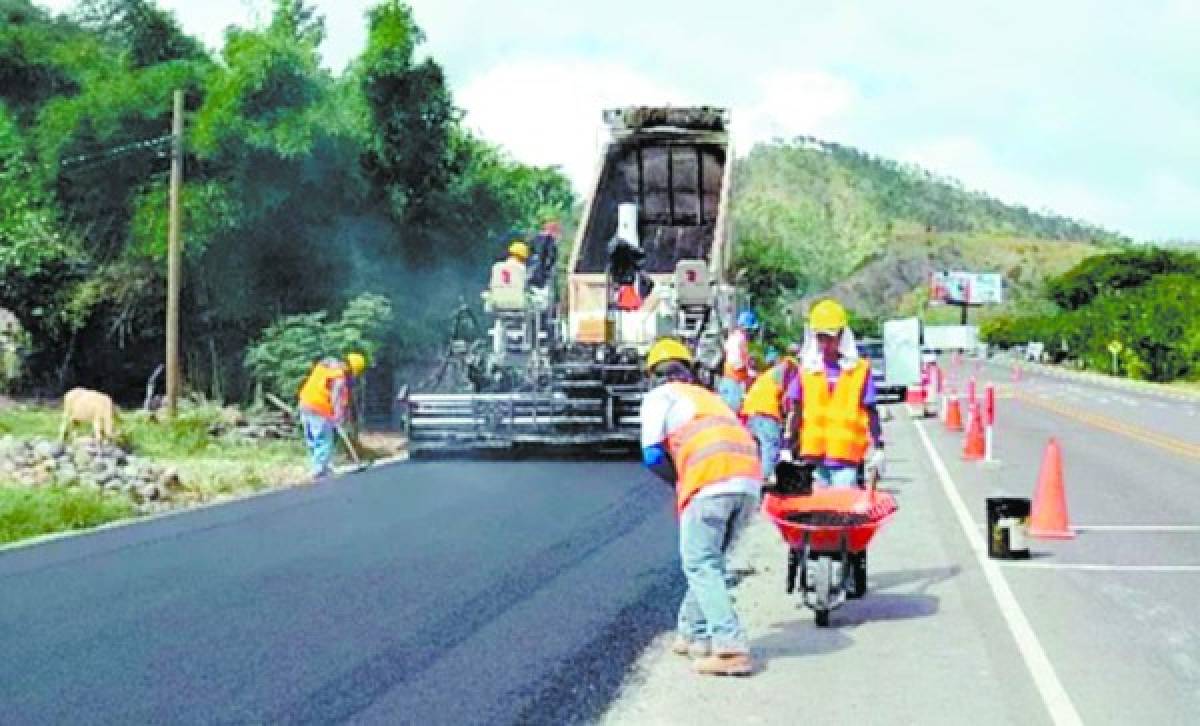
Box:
[883,317,922,386]
[931,271,1004,305]
[924,325,980,352]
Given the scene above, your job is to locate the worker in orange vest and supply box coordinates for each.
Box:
[741,349,799,481]
[782,300,884,487]
[716,310,758,412]
[297,352,367,479]
[641,337,762,676]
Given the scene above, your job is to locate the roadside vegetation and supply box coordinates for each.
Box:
[0,485,134,546]
[1,0,576,404]
[981,248,1200,382]
[0,401,315,544]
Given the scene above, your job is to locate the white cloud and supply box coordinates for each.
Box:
[456,59,692,192]
[33,0,1200,238]
[733,71,857,148]
[458,61,860,193]
[898,135,1124,229]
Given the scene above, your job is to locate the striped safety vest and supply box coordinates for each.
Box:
[664,383,762,513]
[799,359,870,462]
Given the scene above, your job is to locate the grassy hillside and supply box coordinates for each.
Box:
[732,137,1126,328]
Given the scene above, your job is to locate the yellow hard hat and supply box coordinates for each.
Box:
[646,338,693,370]
[345,352,367,376]
[508,241,529,261]
[809,299,848,334]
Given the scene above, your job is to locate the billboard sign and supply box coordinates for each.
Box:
[930,271,1004,305]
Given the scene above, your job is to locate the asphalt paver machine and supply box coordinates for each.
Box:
[401,107,739,453]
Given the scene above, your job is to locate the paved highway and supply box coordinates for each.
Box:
[2,362,1197,724]
[0,456,680,724]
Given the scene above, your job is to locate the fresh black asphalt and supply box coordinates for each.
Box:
[0,456,683,725]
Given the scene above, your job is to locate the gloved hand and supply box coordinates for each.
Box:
[779,448,794,463]
[866,448,886,479]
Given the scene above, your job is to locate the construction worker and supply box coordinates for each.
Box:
[782,299,885,487]
[641,337,762,676]
[527,220,560,290]
[297,352,367,479]
[741,351,799,481]
[717,310,758,412]
[487,239,530,310]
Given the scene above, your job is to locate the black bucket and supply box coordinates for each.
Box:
[986,497,1031,559]
[773,460,814,496]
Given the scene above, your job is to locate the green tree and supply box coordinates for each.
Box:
[1045,248,1200,310]
[73,0,207,67]
[357,0,459,230]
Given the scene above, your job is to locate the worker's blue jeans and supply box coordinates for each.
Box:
[300,410,335,478]
[716,377,745,413]
[814,464,860,488]
[677,491,756,654]
[747,415,782,479]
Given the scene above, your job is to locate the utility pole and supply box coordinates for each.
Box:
[165,89,184,419]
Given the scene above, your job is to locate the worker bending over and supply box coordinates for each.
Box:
[297,352,366,479]
[641,338,762,676]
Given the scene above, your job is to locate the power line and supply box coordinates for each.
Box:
[58,134,173,169]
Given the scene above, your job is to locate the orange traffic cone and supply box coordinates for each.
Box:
[945,395,964,432]
[1029,438,1075,539]
[962,403,985,460]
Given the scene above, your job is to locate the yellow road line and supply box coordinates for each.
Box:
[1013,389,1200,460]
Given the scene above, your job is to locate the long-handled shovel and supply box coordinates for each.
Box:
[266,392,371,474]
[335,425,370,473]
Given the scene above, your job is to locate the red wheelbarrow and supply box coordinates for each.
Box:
[762,462,898,626]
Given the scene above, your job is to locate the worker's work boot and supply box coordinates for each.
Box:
[693,651,755,676]
[671,636,712,658]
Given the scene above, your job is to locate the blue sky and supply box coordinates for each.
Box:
[41,0,1200,241]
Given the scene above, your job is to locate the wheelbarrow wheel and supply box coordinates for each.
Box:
[815,609,831,627]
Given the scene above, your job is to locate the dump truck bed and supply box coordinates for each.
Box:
[567,107,736,348]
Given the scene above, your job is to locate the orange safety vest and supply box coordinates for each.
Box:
[799,360,870,462]
[664,383,762,513]
[298,361,349,419]
[741,360,795,420]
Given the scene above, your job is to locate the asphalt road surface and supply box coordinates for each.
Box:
[3,361,1198,725]
[942,359,1200,723]
[0,456,682,725]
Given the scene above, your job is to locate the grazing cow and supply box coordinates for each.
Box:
[59,388,119,442]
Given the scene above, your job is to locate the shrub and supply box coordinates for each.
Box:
[244,293,393,399]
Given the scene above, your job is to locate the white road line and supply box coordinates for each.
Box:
[998,563,1200,573]
[913,420,1083,726]
[1074,525,1200,533]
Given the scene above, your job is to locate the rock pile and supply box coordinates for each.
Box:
[0,435,183,510]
